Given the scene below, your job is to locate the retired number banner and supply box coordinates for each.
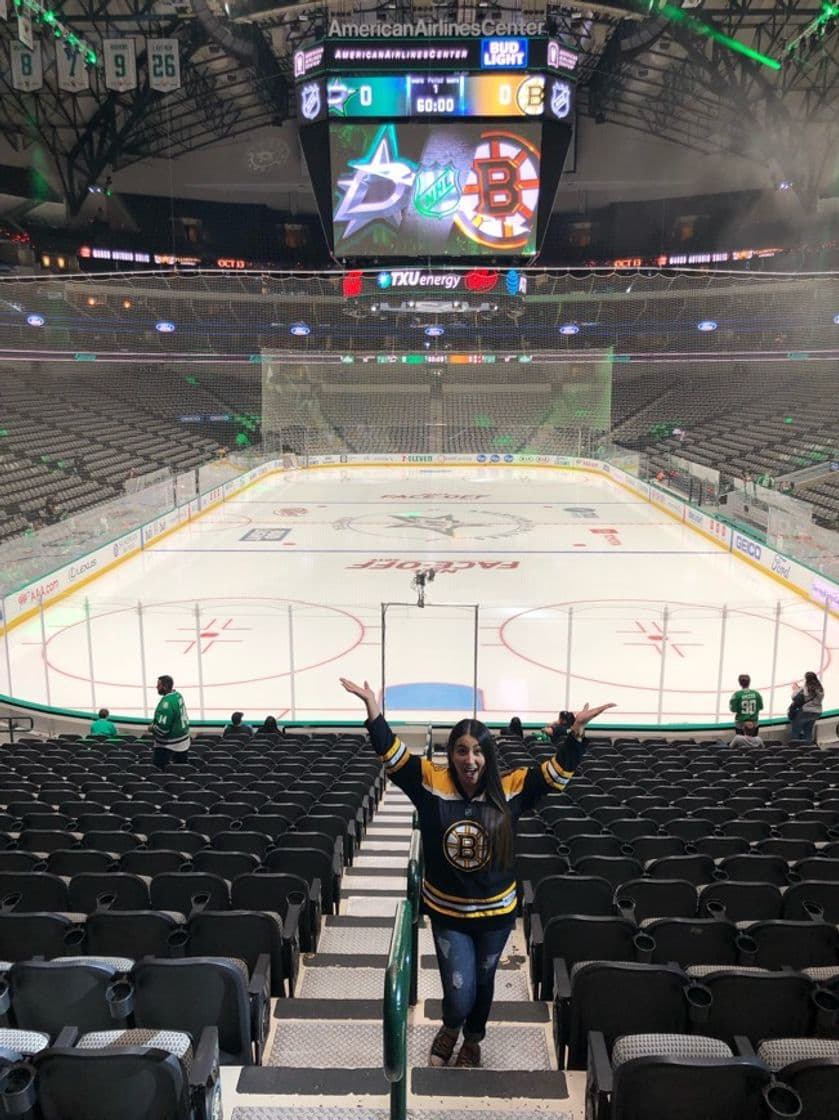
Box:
[147,38,181,93]
[104,38,137,92]
[10,40,42,91]
[56,44,90,93]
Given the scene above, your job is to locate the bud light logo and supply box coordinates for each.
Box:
[490,454,500,462]
[425,326,444,337]
[290,322,310,336]
[559,324,580,336]
[476,454,487,462]
[503,454,514,462]
[26,313,45,327]
[155,320,176,333]
[735,534,762,560]
[697,320,718,332]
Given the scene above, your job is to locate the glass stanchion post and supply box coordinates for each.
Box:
[287,602,296,721]
[84,597,96,712]
[137,601,149,719]
[194,602,206,719]
[656,604,669,725]
[714,605,728,723]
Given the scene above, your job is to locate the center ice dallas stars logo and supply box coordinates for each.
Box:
[334,124,417,238]
[333,507,532,541]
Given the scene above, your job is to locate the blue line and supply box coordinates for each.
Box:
[152,547,723,555]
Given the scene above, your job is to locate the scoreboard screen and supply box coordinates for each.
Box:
[327,73,550,118]
[296,36,575,260]
[329,121,542,257]
[298,73,573,121]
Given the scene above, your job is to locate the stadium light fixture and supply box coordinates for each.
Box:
[652,1,782,69]
[783,1,839,56]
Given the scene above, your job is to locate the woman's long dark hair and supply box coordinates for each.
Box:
[446,719,514,870]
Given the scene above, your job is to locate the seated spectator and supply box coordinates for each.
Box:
[504,716,524,740]
[89,708,118,737]
[256,715,281,737]
[223,711,253,739]
[729,721,764,748]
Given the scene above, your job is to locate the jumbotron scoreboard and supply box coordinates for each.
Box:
[294,36,576,259]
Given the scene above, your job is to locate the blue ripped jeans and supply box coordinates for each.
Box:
[431,920,514,1041]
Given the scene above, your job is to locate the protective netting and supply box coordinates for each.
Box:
[0,267,837,554]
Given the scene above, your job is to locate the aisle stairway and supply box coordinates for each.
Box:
[221,778,582,1119]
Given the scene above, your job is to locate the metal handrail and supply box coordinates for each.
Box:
[383,897,412,1120]
[407,828,423,1006]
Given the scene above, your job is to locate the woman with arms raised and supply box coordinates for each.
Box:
[340,677,614,1069]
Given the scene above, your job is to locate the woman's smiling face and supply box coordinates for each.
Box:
[451,734,485,792]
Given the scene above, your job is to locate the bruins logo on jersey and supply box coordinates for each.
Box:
[443,819,490,872]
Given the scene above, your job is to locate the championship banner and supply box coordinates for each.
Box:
[147,38,181,93]
[103,38,137,92]
[17,7,33,49]
[56,43,90,93]
[10,40,42,91]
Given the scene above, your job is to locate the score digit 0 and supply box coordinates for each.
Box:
[359,83,373,107]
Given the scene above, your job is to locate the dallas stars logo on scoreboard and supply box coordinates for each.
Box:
[332,123,541,252]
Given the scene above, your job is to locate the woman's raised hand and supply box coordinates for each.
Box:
[572,701,617,729]
[340,677,381,721]
[545,701,616,737]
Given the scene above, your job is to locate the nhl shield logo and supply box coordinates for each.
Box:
[301,82,321,122]
[550,80,571,120]
[413,165,460,219]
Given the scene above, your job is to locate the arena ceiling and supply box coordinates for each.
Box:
[0,0,836,213]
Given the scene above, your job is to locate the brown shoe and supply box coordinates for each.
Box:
[454,1040,481,1068]
[429,1026,459,1067]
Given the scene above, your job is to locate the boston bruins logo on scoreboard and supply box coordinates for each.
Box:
[444,819,491,871]
[454,129,540,251]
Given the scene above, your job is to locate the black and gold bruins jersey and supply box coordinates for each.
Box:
[366,714,585,929]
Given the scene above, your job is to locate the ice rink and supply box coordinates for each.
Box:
[4,465,837,727]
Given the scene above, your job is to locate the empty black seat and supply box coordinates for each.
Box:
[586,1032,795,1120]
[132,956,268,1065]
[615,879,698,924]
[686,966,832,1048]
[8,958,132,1036]
[0,913,81,962]
[555,960,701,1069]
[13,1025,220,1120]
[68,873,150,913]
[699,881,783,922]
[85,910,184,961]
[149,873,230,915]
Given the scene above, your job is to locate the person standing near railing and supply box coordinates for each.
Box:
[729,673,764,733]
[789,671,824,744]
[340,676,614,1070]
